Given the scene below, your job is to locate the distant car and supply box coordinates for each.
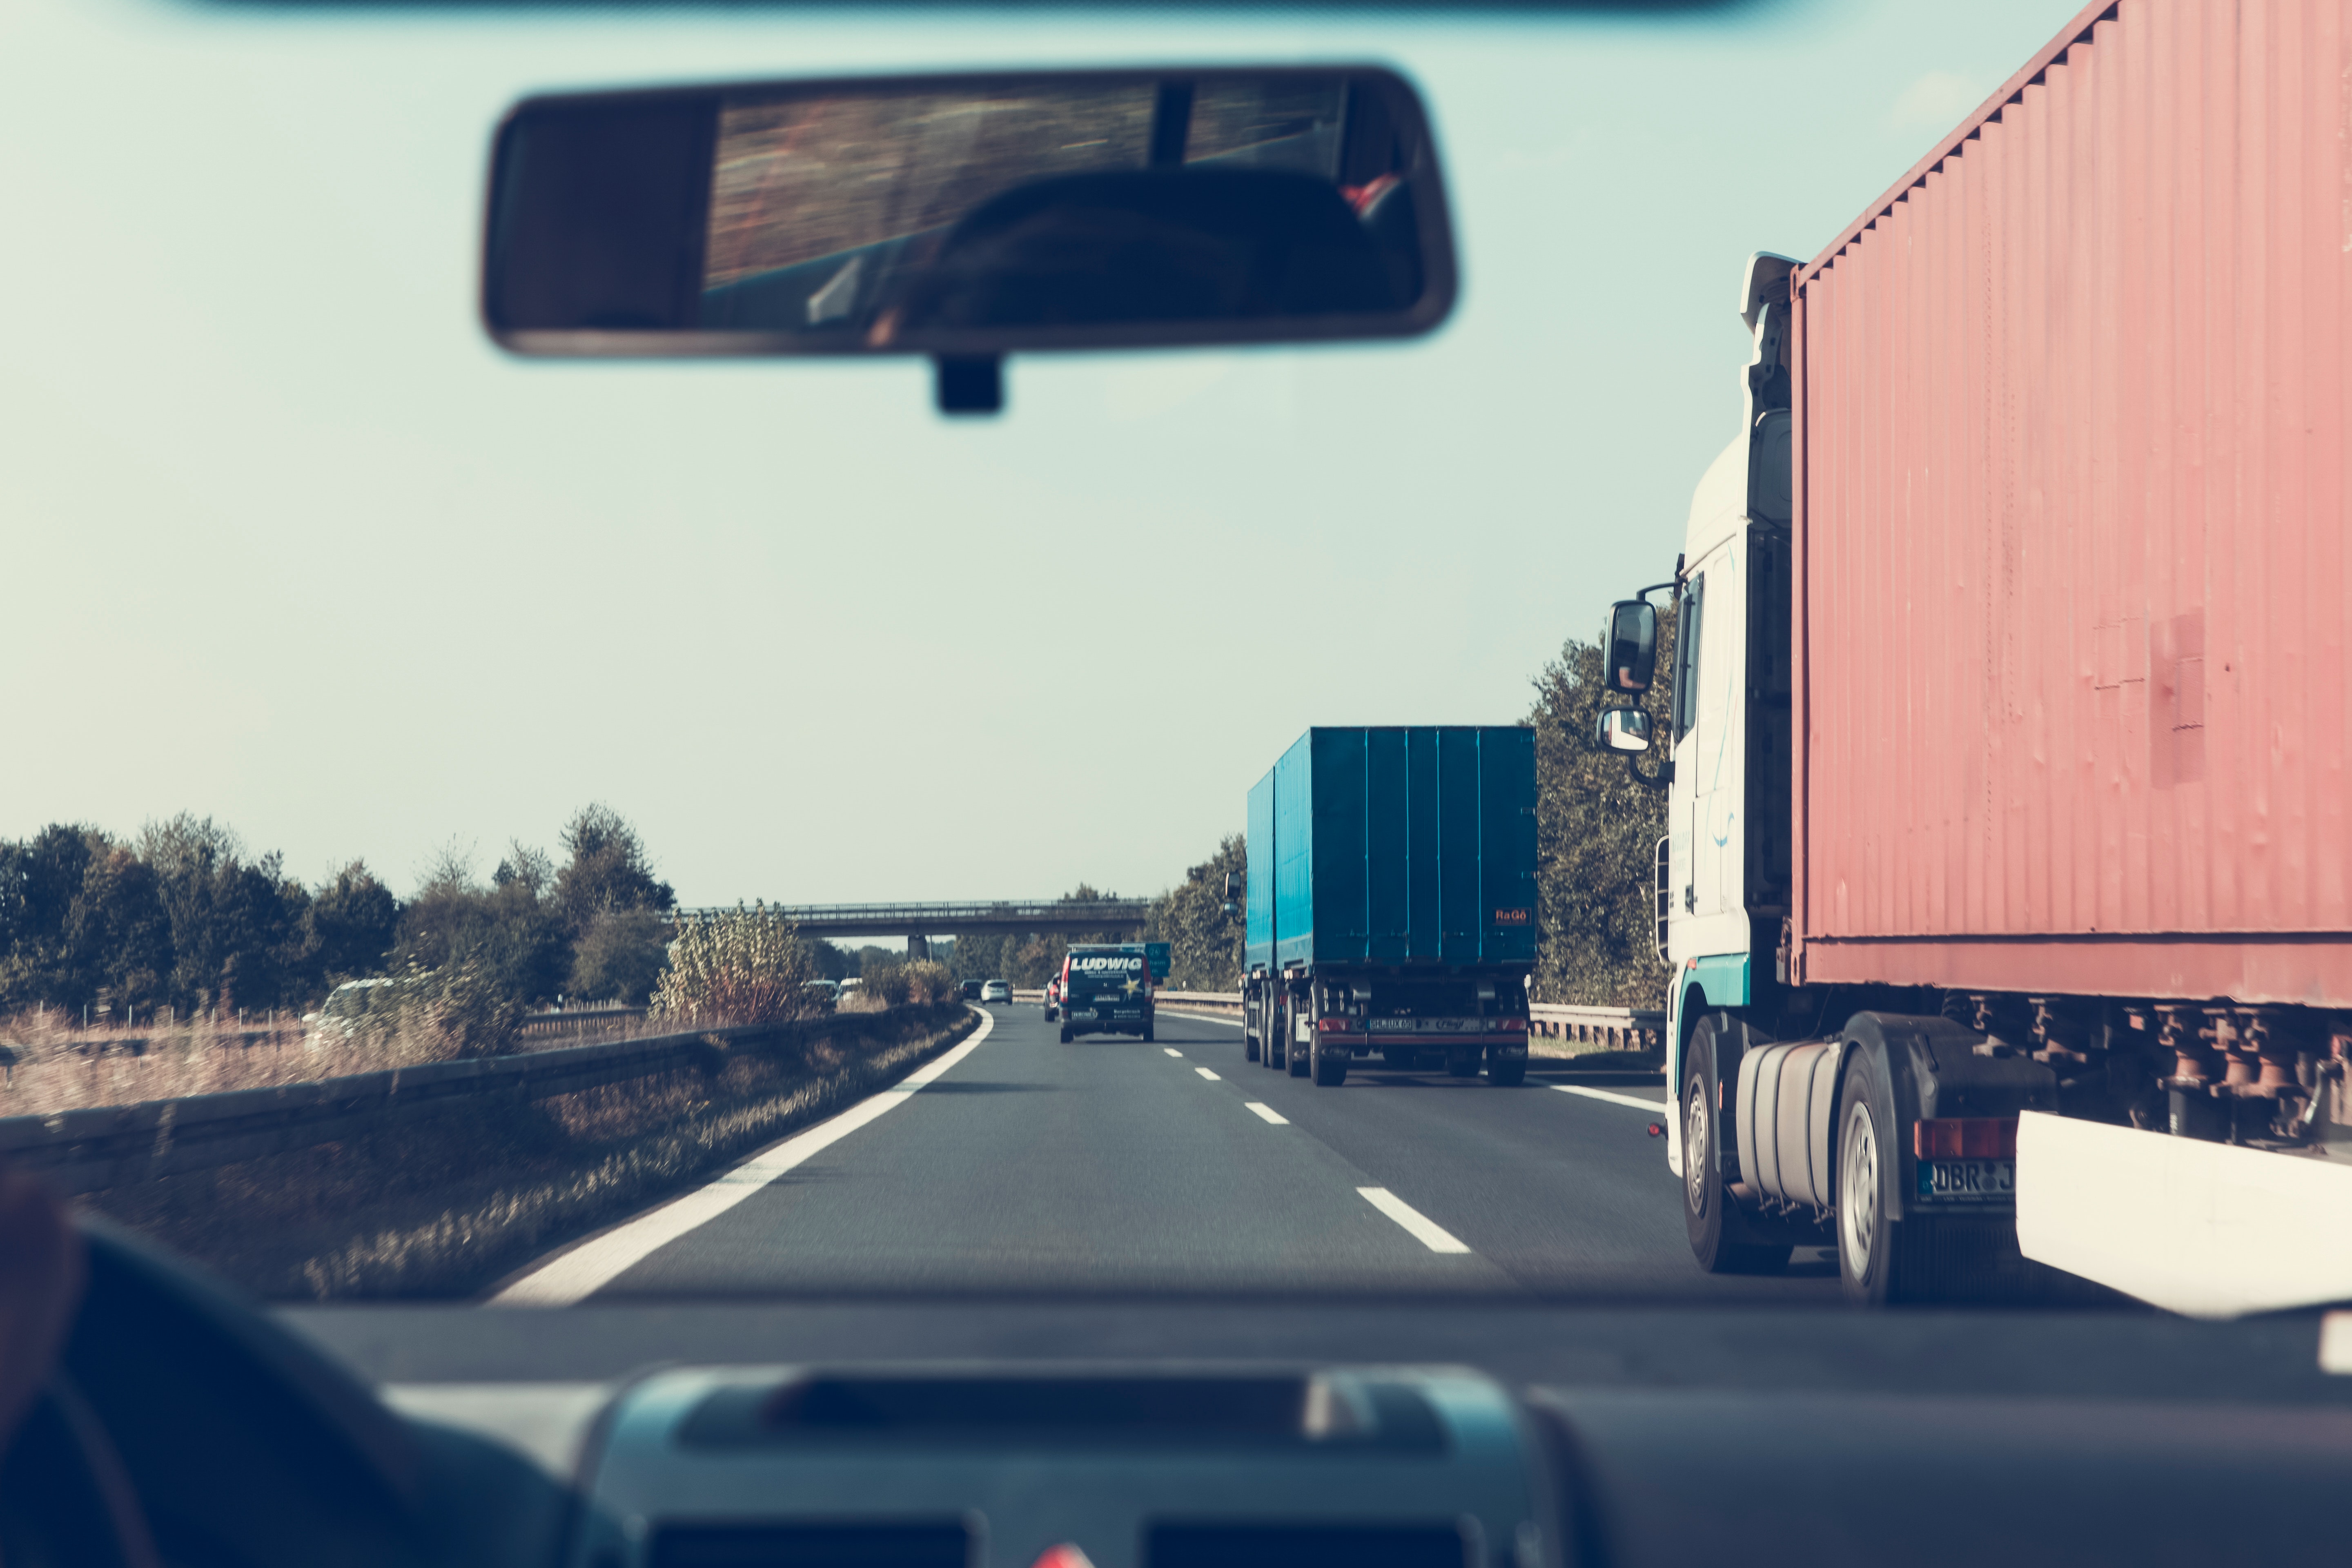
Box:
[1043,978,1061,1021]
[803,979,840,1010]
[980,980,1012,1004]
[960,979,984,1000]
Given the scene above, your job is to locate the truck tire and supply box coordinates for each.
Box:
[1682,1013,1791,1275]
[1487,1056,1526,1087]
[1313,1041,1348,1087]
[1143,1022,1155,1043]
[1835,1045,1907,1306]
[1288,1036,1311,1076]
[1245,1033,1260,1063]
[1059,1024,1073,1044]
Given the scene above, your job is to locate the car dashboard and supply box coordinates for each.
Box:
[16,1230,2352,1568]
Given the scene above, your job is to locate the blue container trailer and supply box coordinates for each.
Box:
[1242,727,1536,1087]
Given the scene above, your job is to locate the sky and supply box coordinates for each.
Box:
[0,0,2072,907]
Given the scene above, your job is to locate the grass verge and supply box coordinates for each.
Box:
[80,1004,978,1301]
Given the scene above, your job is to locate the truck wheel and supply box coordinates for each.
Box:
[1313,1043,1348,1087]
[1288,1037,1311,1076]
[1682,1013,1790,1275]
[1445,1051,1480,1078]
[1487,1056,1526,1087]
[1245,1033,1261,1063]
[1059,1025,1073,1044]
[1836,1048,1906,1306]
[1143,1023,1155,1043]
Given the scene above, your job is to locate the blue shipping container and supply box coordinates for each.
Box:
[1243,727,1537,973]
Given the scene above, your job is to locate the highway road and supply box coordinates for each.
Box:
[508,1004,1840,1306]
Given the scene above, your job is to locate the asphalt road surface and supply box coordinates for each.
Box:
[537,1004,1839,1305]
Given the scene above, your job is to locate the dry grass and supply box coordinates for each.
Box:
[0,1005,695,1118]
[80,1004,976,1301]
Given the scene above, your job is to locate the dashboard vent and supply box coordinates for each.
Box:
[1148,1523,1471,1568]
[650,1521,971,1568]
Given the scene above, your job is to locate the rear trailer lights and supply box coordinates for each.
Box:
[1912,1117,2018,1159]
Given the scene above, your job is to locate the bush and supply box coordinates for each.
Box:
[649,903,813,1027]
[854,958,956,1009]
[568,907,668,1004]
[323,956,524,1062]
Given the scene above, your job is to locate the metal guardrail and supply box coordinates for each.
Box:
[0,1004,960,1198]
[1530,1003,1665,1051]
[512,1005,648,1040]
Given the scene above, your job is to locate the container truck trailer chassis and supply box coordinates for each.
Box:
[1242,967,1532,1087]
[1597,0,2352,1316]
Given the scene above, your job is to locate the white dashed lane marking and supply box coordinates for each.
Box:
[1244,1102,1288,1125]
[1195,1067,1221,1081]
[1163,1048,1183,1057]
[1356,1187,1472,1254]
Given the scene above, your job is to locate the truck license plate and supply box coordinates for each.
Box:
[1367,1018,1472,1034]
[1916,1158,2014,1202]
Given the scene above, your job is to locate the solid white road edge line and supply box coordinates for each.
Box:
[1194,1067,1221,1081]
[1551,1083,1670,1114]
[1163,1048,1183,1057]
[1356,1187,1472,1254]
[488,1006,996,1308]
[1244,1102,1288,1125]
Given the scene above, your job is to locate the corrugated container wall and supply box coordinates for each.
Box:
[1792,0,2352,1007]
[1247,727,1537,973]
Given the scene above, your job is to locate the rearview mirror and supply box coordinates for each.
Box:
[1602,600,1659,692]
[1595,707,1653,754]
[483,68,1457,412]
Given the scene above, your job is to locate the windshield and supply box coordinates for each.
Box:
[7,0,2328,1333]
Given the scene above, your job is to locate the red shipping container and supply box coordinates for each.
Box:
[1789,0,2352,1008]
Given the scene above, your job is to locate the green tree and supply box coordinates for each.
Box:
[1142,835,1246,991]
[301,861,402,986]
[138,814,310,1013]
[553,804,675,935]
[1528,606,1679,1008]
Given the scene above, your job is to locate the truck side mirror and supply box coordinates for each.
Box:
[1603,600,1659,692]
[1595,706,1653,754]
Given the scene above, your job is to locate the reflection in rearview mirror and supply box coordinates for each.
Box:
[1595,707,1653,755]
[1602,600,1659,693]
[483,68,1457,410]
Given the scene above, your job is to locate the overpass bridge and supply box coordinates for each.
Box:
[670,900,1151,959]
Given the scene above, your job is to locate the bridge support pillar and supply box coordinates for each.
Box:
[906,934,930,962]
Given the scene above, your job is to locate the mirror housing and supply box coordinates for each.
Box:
[482,66,1457,410]
[1595,707,1653,754]
[1601,600,1659,693]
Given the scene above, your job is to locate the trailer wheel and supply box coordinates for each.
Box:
[1288,1035,1311,1076]
[1313,1042,1348,1087]
[1245,1031,1260,1062]
[1059,1025,1073,1044]
[1835,1047,1908,1305]
[1487,1057,1526,1087]
[1143,1023,1154,1043]
[1682,1013,1791,1275]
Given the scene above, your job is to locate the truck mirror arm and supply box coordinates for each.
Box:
[1624,754,1673,791]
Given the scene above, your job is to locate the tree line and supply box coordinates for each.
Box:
[0,804,677,1022]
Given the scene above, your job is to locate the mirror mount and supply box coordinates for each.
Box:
[936,355,1003,416]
